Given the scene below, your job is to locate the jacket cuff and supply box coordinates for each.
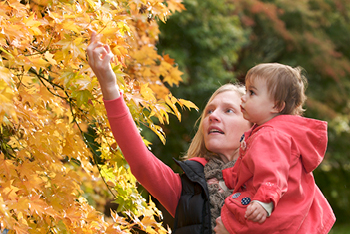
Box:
[253,182,282,207]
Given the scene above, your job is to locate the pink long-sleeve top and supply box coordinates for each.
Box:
[104,94,207,217]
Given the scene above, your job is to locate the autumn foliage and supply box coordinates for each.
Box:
[0,0,197,233]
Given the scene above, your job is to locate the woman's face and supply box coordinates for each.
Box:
[202,91,251,162]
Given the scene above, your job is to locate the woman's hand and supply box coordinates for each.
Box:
[214,216,230,234]
[207,178,225,193]
[245,201,267,223]
[87,31,120,100]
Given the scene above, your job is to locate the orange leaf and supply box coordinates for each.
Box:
[0,157,17,177]
[13,223,29,234]
[29,195,49,218]
[162,54,174,65]
[0,180,20,200]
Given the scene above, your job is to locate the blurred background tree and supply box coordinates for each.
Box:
[150,0,350,230]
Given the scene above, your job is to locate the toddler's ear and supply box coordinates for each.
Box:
[273,101,285,114]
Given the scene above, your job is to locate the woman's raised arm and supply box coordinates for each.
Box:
[87,32,182,216]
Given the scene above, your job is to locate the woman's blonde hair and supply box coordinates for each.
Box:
[184,83,246,160]
[246,63,308,115]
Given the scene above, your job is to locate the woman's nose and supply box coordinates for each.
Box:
[209,111,219,122]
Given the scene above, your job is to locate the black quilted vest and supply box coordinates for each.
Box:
[172,159,211,234]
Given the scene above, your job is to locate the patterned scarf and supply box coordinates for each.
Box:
[204,157,236,234]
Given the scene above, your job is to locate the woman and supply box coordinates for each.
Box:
[87,32,251,234]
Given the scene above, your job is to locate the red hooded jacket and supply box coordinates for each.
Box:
[221,115,335,233]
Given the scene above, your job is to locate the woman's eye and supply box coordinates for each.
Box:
[207,109,213,114]
[226,109,234,113]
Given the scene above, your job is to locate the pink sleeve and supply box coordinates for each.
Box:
[248,131,291,206]
[220,131,291,233]
[104,95,182,216]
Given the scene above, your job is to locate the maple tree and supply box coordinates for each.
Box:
[0,0,198,233]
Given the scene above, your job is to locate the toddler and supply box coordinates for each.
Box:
[219,63,335,233]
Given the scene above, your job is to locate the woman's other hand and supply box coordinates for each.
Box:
[207,178,225,193]
[87,31,120,100]
[214,216,230,234]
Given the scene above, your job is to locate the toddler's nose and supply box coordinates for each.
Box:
[241,94,246,103]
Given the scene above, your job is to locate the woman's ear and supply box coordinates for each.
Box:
[272,101,285,114]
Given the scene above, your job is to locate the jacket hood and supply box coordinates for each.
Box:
[253,115,328,173]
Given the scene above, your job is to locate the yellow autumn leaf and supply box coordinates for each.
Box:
[0,180,20,200]
[85,0,96,8]
[165,94,181,121]
[140,83,157,103]
[99,26,119,38]
[0,47,14,60]
[23,13,43,35]
[0,81,17,123]
[13,223,29,234]
[132,45,157,65]
[117,21,130,35]
[142,216,157,228]
[166,0,186,13]
[162,66,183,86]
[149,122,166,144]
[62,21,81,33]
[149,83,169,99]
[10,197,30,213]
[178,98,199,111]
[44,51,57,65]
[0,81,14,102]
[110,210,130,225]
[28,55,49,68]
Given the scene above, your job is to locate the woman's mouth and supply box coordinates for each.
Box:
[208,127,224,134]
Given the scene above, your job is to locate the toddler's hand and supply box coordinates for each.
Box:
[245,201,267,223]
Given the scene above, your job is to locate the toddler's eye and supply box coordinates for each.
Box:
[249,90,255,95]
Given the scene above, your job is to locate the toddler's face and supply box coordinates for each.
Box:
[240,78,278,126]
